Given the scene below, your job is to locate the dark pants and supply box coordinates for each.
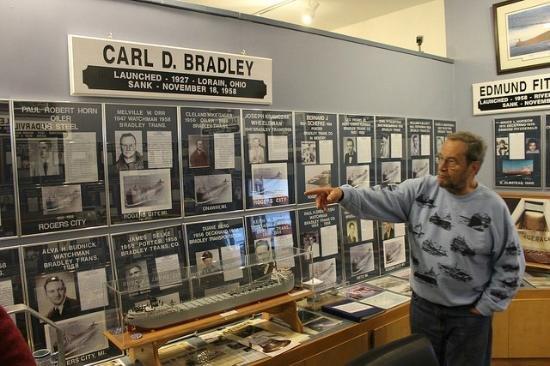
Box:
[410,293,492,366]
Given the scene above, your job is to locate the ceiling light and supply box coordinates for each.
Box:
[302,0,319,26]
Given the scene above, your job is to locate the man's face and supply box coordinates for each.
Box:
[39,142,50,159]
[252,138,260,148]
[45,281,66,306]
[528,142,537,151]
[412,135,419,146]
[437,140,477,194]
[120,135,137,159]
[127,266,141,279]
[346,140,354,154]
[202,256,213,267]
[196,140,204,152]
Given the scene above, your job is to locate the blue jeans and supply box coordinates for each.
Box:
[410,293,492,366]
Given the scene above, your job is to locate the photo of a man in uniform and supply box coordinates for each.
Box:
[115,132,144,171]
[344,138,357,164]
[30,139,60,177]
[40,275,80,321]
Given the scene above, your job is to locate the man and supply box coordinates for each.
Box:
[496,139,508,156]
[382,221,395,240]
[344,138,356,164]
[200,251,220,275]
[249,136,266,164]
[115,133,144,171]
[346,221,358,243]
[253,240,275,277]
[305,131,525,366]
[43,276,80,321]
[125,264,148,292]
[190,139,209,167]
[30,140,60,176]
[378,135,390,158]
[410,134,420,156]
[526,138,539,153]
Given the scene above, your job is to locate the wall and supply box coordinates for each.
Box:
[445,0,549,187]
[0,0,454,246]
[334,0,447,57]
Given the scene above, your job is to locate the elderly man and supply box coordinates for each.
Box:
[115,133,144,171]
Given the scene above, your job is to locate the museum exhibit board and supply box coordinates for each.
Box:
[295,112,338,204]
[339,114,375,188]
[184,217,247,297]
[243,110,295,209]
[0,246,26,335]
[545,115,550,188]
[341,209,380,284]
[297,205,343,292]
[375,116,406,185]
[13,101,106,235]
[378,221,410,274]
[110,225,190,313]
[0,101,16,238]
[406,118,433,179]
[105,103,181,224]
[180,107,243,216]
[245,210,298,280]
[433,120,456,169]
[23,236,119,365]
[494,115,541,188]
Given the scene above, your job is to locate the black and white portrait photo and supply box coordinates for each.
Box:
[248,133,266,164]
[188,135,210,168]
[496,137,509,156]
[124,260,151,293]
[35,272,80,321]
[195,249,221,276]
[28,138,61,177]
[301,141,317,164]
[114,131,145,171]
[343,137,357,164]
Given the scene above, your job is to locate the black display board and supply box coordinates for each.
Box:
[111,225,189,312]
[295,112,338,204]
[181,107,243,216]
[245,211,298,280]
[377,221,410,274]
[185,218,247,297]
[23,237,119,365]
[0,247,26,335]
[494,116,541,188]
[406,118,434,179]
[375,116,406,185]
[14,101,106,235]
[243,110,295,209]
[296,206,342,292]
[546,115,550,188]
[105,104,181,224]
[339,114,375,188]
[433,120,456,169]
[340,209,380,283]
[0,101,16,237]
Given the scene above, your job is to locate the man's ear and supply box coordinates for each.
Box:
[470,161,481,175]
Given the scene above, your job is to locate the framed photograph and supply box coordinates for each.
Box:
[493,0,550,74]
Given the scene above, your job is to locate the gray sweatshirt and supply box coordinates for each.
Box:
[340,175,525,316]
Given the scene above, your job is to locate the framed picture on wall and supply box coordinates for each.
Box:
[493,0,550,74]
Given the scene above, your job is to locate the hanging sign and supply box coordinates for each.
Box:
[69,35,272,104]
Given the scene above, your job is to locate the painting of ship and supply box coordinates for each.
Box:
[422,240,447,256]
[126,270,295,329]
[450,236,475,256]
[460,213,491,231]
[415,194,435,208]
[125,179,164,207]
[438,263,472,282]
[429,213,452,230]
[414,268,438,286]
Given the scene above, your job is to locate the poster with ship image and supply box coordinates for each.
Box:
[0,247,26,337]
[341,209,380,283]
[375,116,406,185]
[110,225,190,313]
[406,118,433,179]
[105,104,181,224]
[297,205,342,292]
[339,114,375,189]
[13,101,106,235]
[23,236,120,365]
[243,110,295,209]
[433,120,456,171]
[378,221,410,274]
[245,210,298,281]
[494,116,541,188]
[185,218,247,298]
[295,112,338,204]
[181,107,242,216]
[0,101,16,237]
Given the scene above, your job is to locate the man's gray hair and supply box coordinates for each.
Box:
[446,131,487,166]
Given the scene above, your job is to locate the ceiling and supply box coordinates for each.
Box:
[179,0,436,31]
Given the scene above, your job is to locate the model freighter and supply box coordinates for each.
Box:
[126,270,295,329]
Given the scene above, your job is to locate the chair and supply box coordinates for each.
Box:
[346,334,438,366]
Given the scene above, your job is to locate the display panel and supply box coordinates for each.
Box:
[341,209,380,283]
[297,205,342,292]
[494,116,541,188]
[295,112,338,204]
[181,107,243,216]
[0,101,16,237]
[0,247,26,335]
[111,225,190,312]
[185,218,247,297]
[375,116,406,185]
[243,110,295,209]
[433,120,456,169]
[378,221,410,274]
[105,104,181,224]
[23,236,119,365]
[545,115,550,188]
[14,101,106,235]
[406,118,433,179]
[339,114,375,188]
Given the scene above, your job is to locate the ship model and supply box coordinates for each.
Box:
[126,269,295,330]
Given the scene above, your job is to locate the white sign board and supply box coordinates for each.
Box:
[472,73,550,115]
[69,35,272,104]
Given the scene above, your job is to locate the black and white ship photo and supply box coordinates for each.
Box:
[41,185,83,215]
[346,165,370,188]
[304,164,331,190]
[350,243,375,276]
[119,169,171,214]
[194,173,232,205]
[383,237,406,267]
[251,163,288,201]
